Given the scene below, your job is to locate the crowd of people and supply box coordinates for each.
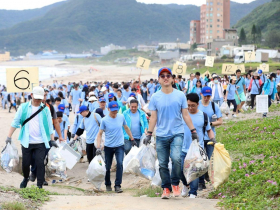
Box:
[1,67,280,199]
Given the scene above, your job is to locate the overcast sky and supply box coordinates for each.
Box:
[0,0,255,10]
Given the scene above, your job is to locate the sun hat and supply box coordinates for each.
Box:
[88,96,98,102]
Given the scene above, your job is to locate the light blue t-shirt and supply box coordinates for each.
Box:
[61,98,69,116]
[130,112,141,139]
[245,78,251,89]
[213,84,220,100]
[269,80,274,95]
[193,78,205,86]
[122,90,131,100]
[235,76,245,94]
[2,91,8,100]
[178,80,185,90]
[226,84,236,100]
[81,92,85,101]
[55,115,69,140]
[182,110,211,153]
[100,114,127,147]
[196,87,202,99]
[79,112,102,144]
[251,79,260,95]
[51,90,58,99]
[70,89,81,105]
[260,74,266,84]
[276,74,280,85]
[198,101,222,139]
[149,89,188,137]
[147,83,155,95]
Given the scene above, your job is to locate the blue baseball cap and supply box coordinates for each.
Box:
[258,69,263,74]
[99,97,106,102]
[58,104,65,112]
[129,93,136,97]
[201,86,212,96]
[108,93,114,99]
[158,67,172,77]
[98,92,104,98]
[108,101,119,111]
[77,105,88,113]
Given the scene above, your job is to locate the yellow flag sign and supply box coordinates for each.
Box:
[136,57,151,70]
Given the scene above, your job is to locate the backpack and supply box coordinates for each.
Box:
[7,94,10,102]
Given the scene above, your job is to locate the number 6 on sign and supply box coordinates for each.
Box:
[6,67,39,93]
[136,57,151,70]
[173,63,187,75]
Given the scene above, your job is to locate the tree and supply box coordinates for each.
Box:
[256,26,262,44]
[239,28,247,45]
[265,30,280,48]
[251,24,257,43]
[191,43,198,50]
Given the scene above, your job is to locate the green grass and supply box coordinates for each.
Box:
[208,115,280,209]
[2,202,26,210]
[135,186,162,197]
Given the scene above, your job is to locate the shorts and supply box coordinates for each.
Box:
[72,104,80,114]
[235,92,246,105]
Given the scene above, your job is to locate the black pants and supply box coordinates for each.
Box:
[227,99,237,113]
[277,92,280,102]
[9,103,17,112]
[251,94,258,108]
[22,143,46,187]
[86,143,96,164]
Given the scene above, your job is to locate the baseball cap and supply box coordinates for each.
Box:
[32,86,44,100]
[101,86,107,92]
[258,69,263,74]
[99,97,106,102]
[77,105,88,114]
[98,92,104,98]
[58,104,65,112]
[88,96,97,102]
[201,86,212,96]
[129,93,136,97]
[108,93,114,99]
[158,67,172,77]
[127,97,135,104]
[108,101,119,111]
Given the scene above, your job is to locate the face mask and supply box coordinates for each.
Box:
[214,80,218,84]
[272,78,275,81]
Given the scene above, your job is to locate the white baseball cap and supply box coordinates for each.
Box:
[101,87,107,92]
[32,86,44,100]
[127,97,135,105]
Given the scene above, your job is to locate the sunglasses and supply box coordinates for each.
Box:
[159,74,172,79]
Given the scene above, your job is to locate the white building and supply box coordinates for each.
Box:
[100,44,126,55]
[137,45,158,52]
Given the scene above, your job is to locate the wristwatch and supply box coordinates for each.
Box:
[210,122,213,126]
[190,128,196,133]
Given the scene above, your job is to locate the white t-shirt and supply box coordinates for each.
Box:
[29,105,44,144]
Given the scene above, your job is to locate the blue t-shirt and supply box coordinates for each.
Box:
[198,101,222,139]
[55,115,69,139]
[51,90,58,99]
[196,87,202,99]
[100,114,127,147]
[245,78,251,89]
[70,89,81,105]
[260,74,266,84]
[2,91,8,100]
[235,76,245,94]
[269,80,274,95]
[213,84,220,100]
[182,110,211,153]
[61,98,69,116]
[79,112,102,144]
[276,74,280,85]
[251,79,260,95]
[193,78,205,86]
[147,83,155,95]
[149,89,188,137]
[226,84,236,100]
[130,112,141,139]
[178,80,185,90]
[122,90,131,101]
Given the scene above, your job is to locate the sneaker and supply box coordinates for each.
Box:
[232,114,237,118]
[172,185,180,197]
[37,185,42,189]
[181,185,189,198]
[161,188,171,199]
[115,186,123,193]
[189,194,196,198]
[43,181,48,186]
[29,173,36,182]
[20,178,29,188]
[198,183,206,191]
[106,185,112,192]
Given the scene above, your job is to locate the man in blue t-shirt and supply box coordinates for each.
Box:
[95,101,134,193]
[198,86,223,190]
[144,67,197,199]
[181,93,215,198]
[235,69,247,113]
[276,68,280,103]
[147,79,155,102]
[70,84,82,115]
[193,72,205,87]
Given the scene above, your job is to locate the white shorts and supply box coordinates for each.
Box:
[72,104,80,114]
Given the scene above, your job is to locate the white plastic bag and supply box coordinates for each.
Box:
[136,145,156,180]
[246,93,251,102]
[86,155,106,190]
[151,159,172,186]
[94,133,105,149]
[220,101,230,114]
[123,146,140,173]
[47,147,67,179]
[0,142,19,173]
[183,140,209,184]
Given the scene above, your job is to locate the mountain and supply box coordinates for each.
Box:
[230,0,272,25]
[0,0,272,55]
[0,1,66,30]
[234,0,280,35]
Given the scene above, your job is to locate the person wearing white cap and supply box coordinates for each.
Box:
[6,86,57,189]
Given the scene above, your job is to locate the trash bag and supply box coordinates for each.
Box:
[136,145,156,180]
[183,140,209,184]
[208,143,231,189]
[86,155,106,190]
[246,93,251,102]
[151,159,172,186]
[220,101,230,114]
[47,147,67,180]
[123,146,140,173]
[0,142,19,173]
[94,133,105,150]
[70,138,83,156]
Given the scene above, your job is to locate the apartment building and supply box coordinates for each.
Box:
[190,20,201,45]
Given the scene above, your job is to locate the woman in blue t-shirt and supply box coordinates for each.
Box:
[248,72,263,109]
[225,77,240,119]
[262,73,278,117]
[191,80,202,99]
